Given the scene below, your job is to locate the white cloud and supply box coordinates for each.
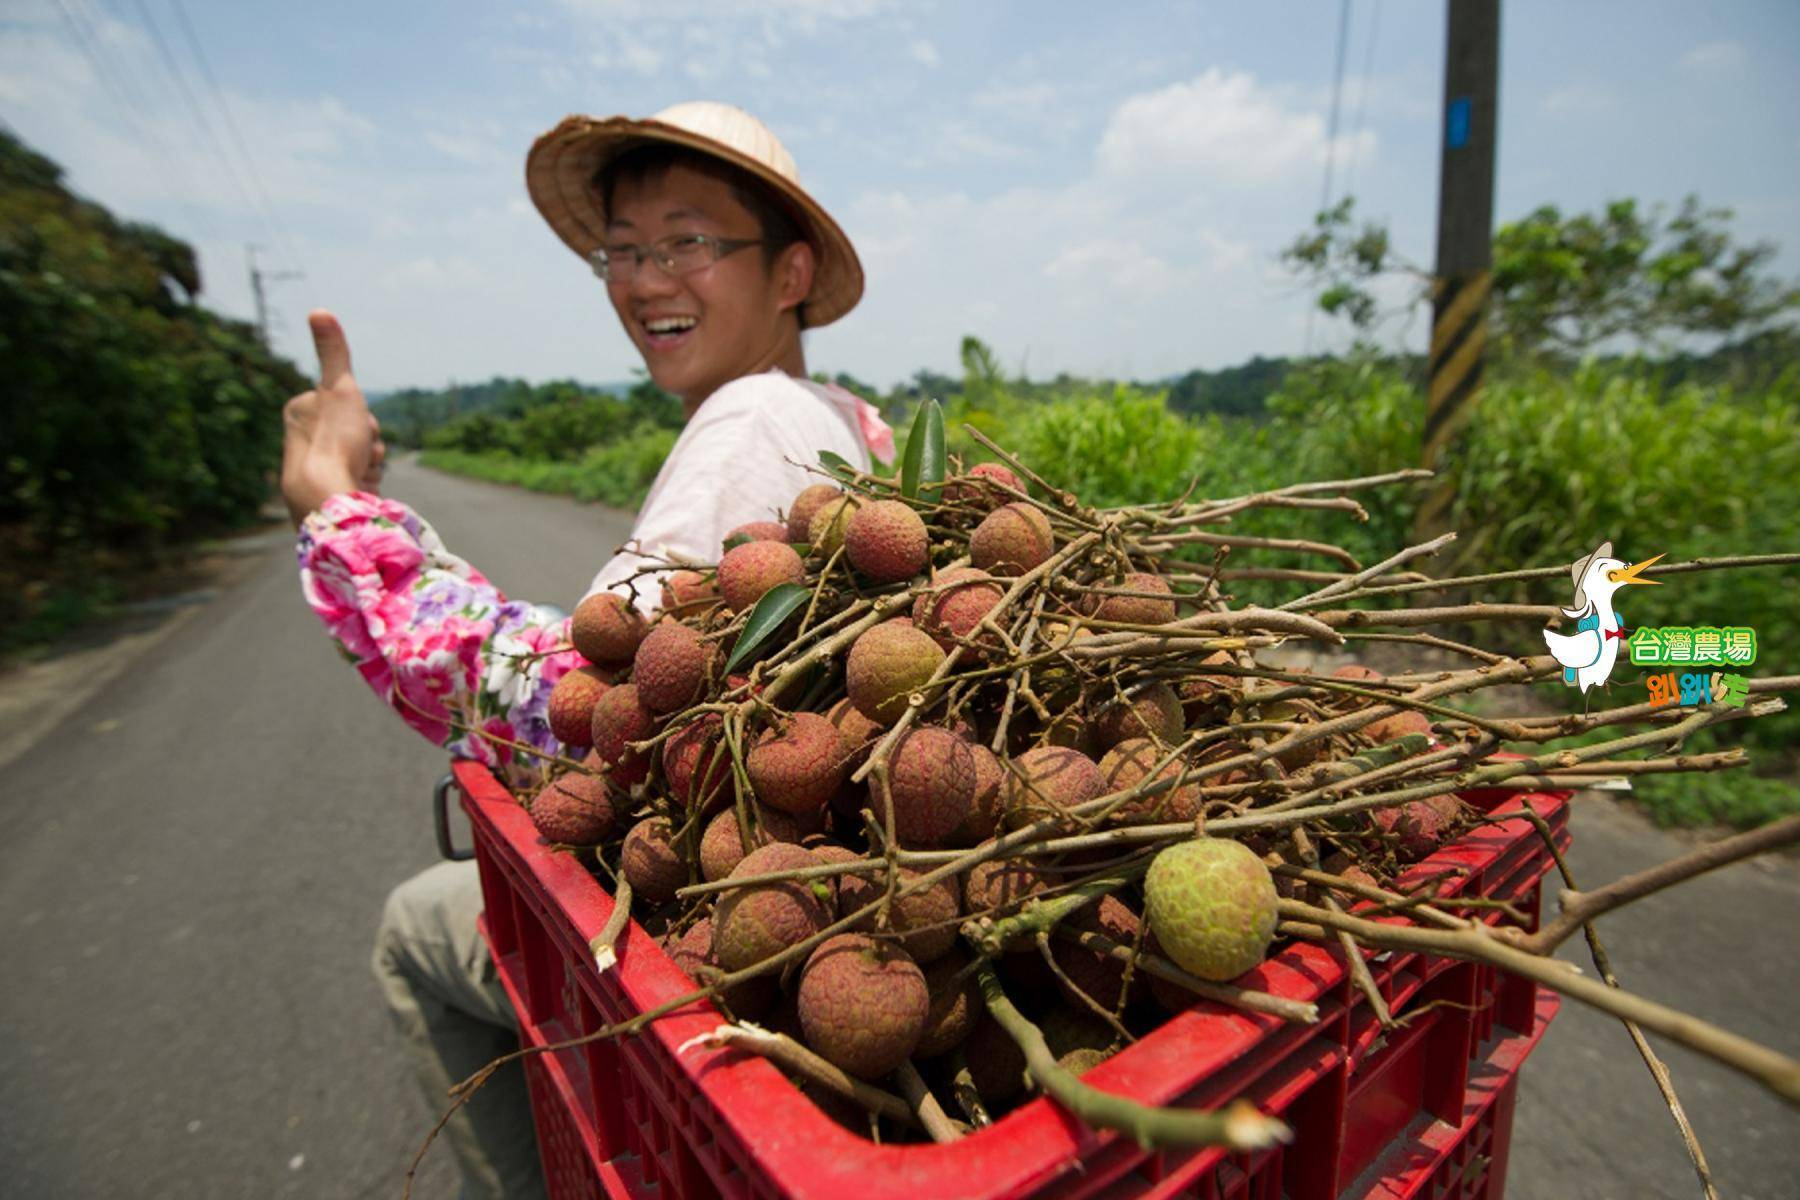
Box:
[1539,83,1618,117]
[1679,40,1747,72]
[1097,68,1375,186]
[379,256,488,290]
[1043,238,1177,295]
[908,38,939,68]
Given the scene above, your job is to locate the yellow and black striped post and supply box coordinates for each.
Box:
[1415,0,1499,541]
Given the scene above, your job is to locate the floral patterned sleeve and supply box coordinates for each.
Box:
[297,491,586,791]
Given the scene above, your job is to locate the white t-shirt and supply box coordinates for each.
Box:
[583,368,877,614]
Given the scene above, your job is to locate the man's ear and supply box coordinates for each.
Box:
[773,241,815,317]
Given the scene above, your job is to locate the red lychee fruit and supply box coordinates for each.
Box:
[698,805,820,883]
[845,622,945,723]
[948,740,1005,845]
[1372,794,1461,861]
[620,815,687,904]
[796,934,928,1080]
[633,622,713,714]
[873,727,975,846]
[725,520,790,546]
[806,493,862,556]
[914,950,981,1058]
[946,461,1023,512]
[666,917,776,1019]
[570,592,648,667]
[589,682,656,786]
[718,539,805,612]
[662,713,732,813]
[969,502,1053,576]
[747,711,848,816]
[912,567,1005,653]
[826,696,885,768]
[529,770,616,845]
[1086,571,1177,626]
[711,843,833,972]
[1098,737,1203,823]
[659,569,717,613]
[786,483,845,544]
[835,866,962,963]
[547,665,610,748]
[1094,681,1184,750]
[1050,894,1142,1010]
[960,853,1047,918]
[844,500,929,583]
[1003,746,1105,828]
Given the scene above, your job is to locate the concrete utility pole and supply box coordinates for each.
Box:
[1416,0,1499,539]
[246,244,303,348]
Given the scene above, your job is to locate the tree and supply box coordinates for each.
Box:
[1282,195,1799,358]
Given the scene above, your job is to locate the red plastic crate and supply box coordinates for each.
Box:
[457,760,1569,1200]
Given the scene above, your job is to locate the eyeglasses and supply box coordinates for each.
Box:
[588,233,766,283]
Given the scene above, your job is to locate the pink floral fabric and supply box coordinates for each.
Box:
[298,492,584,790]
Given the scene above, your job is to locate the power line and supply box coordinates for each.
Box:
[1340,0,1382,203]
[130,0,261,223]
[1305,0,1355,357]
[168,0,304,276]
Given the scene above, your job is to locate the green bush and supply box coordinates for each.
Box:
[421,422,677,512]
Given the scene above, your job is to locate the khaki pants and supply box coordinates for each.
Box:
[373,860,546,1199]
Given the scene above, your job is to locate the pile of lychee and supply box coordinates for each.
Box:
[527,458,1464,1135]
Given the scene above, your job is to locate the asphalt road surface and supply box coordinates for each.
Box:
[1,457,1794,1199]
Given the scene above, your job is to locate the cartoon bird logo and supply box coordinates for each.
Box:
[1543,541,1663,693]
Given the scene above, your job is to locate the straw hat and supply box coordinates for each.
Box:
[526,101,863,328]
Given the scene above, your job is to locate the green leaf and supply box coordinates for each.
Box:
[723,583,812,673]
[817,450,855,477]
[721,533,753,551]
[900,398,946,500]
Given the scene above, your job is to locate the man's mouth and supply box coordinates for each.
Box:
[642,315,698,351]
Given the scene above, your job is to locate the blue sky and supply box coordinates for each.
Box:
[2,1,1796,391]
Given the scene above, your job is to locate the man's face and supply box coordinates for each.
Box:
[604,164,805,406]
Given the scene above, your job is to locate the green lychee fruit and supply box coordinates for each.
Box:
[1094,681,1184,749]
[589,682,656,786]
[529,770,616,845]
[806,493,862,557]
[796,933,928,1079]
[620,815,687,904]
[875,726,975,846]
[1143,838,1279,982]
[914,950,981,1058]
[911,566,1004,653]
[1087,571,1177,626]
[570,592,648,666]
[1039,1007,1115,1074]
[661,713,731,813]
[1098,738,1202,823]
[948,740,1005,845]
[747,711,847,815]
[547,665,610,748]
[718,539,805,612]
[844,622,945,723]
[1003,745,1105,828]
[633,622,713,714]
[711,843,832,972]
[835,866,962,963]
[667,917,776,1019]
[786,483,845,543]
[844,499,930,583]
[969,502,1053,576]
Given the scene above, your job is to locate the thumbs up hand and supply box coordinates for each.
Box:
[280,309,386,526]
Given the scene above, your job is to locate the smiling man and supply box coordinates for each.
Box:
[280,102,886,1197]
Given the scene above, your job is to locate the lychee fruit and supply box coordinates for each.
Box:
[570,592,648,667]
[1003,746,1105,828]
[845,622,945,723]
[633,622,713,714]
[835,866,962,963]
[960,853,1046,918]
[620,815,687,904]
[718,539,805,612]
[1094,681,1184,750]
[1039,1007,1115,1075]
[826,696,885,768]
[547,665,610,748]
[844,500,929,583]
[1178,651,1241,723]
[589,683,656,786]
[667,917,776,1019]
[662,713,732,813]
[874,727,975,846]
[699,805,819,883]
[796,933,928,1080]
[962,1015,1030,1102]
[969,502,1053,576]
[786,483,844,544]
[1086,572,1177,626]
[1372,794,1461,861]
[711,843,833,972]
[1098,738,1202,824]
[1363,708,1432,745]
[806,493,862,556]
[660,569,717,613]
[912,567,1005,653]
[914,950,980,1058]
[806,842,865,913]
[529,770,616,845]
[725,520,790,546]
[946,461,1023,512]
[948,741,1005,845]
[747,711,847,816]
[1050,894,1142,1010]
[1143,838,1279,982]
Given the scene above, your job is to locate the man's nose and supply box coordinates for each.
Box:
[627,257,681,300]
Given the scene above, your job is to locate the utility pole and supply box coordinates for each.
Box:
[246,244,304,348]
[1415,0,1499,540]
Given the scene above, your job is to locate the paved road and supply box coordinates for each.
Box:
[1,457,1794,1198]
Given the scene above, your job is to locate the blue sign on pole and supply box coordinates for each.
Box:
[1446,96,1472,149]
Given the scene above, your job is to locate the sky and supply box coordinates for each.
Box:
[2,0,1797,392]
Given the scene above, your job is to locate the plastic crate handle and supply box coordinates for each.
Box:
[434,773,475,862]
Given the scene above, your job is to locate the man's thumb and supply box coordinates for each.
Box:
[309,309,355,391]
